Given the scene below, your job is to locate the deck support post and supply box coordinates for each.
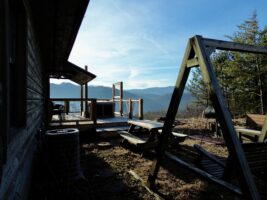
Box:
[120,82,123,116]
[90,98,97,125]
[80,84,84,116]
[64,100,69,115]
[138,98,143,120]
[84,65,89,118]
[128,99,132,119]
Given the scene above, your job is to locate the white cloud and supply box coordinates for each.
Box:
[50,79,78,85]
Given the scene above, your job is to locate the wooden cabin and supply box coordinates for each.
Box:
[0,0,91,198]
[0,1,144,199]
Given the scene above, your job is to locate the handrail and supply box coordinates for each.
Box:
[50,97,144,121]
[50,98,97,124]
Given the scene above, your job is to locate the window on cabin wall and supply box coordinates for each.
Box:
[8,0,27,140]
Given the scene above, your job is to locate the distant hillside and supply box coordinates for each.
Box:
[128,86,174,96]
[50,83,195,112]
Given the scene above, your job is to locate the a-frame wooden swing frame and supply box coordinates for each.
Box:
[146,35,267,200]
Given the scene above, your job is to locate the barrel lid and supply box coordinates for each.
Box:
[46,128,79,136]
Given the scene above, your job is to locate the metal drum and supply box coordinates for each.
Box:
[45,128,82,182]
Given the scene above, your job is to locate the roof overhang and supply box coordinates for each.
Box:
[29,0,90,71]
[49,62,96,85]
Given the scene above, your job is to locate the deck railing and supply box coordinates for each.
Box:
[113,98,143,119]
[50,97,144,124]
[50,98,98,124]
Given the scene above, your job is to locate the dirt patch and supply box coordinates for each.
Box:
[80,138,235,200]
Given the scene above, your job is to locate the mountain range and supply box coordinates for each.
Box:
[50,83,195,112]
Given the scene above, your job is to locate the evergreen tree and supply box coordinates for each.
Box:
[187,12,267,115]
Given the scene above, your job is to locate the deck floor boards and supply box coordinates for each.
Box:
[49,113,131,130]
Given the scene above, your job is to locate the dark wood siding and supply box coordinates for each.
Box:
[0,6,45,198]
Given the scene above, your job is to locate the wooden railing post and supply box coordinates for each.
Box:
[64,100,69,114]
[120,82,123,116]
[90,98,97,125]
[80,84,84,116]
[84,66,90,118]
[112,84,115,102]
[139,98,143,120]
[128,99,132,119]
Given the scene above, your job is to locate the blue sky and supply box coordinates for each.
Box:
[52,0,267,89]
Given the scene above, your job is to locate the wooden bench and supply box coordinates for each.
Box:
[236,114,267,143]
[118,131,157,149]
[246,114,265,130]
[235,128,261,142]
[194,143,267,181]
[158,130,187,143]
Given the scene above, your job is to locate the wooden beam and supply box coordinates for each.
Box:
[259,114,267,142]
[203,37,267,54]
[120,82,123,116]
[84,65,89,117]
[186,57,199,68]
[112,84,115,102]
[193,35,260,200]
[90,98,97,125]
[128,99,132,119]
[138,98,144,120]
[164,152,242,196]
[147,39,195,189]
[80,84,84,115]
[64,100,69,114]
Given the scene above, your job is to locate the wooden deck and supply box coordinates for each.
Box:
[48,113,130,131]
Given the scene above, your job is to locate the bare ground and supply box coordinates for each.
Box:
[30,118,266,200]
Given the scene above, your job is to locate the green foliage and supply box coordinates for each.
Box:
[187,12,267,116]
[186,67,209,106]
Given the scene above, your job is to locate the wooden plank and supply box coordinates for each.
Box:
[194,144,225,167]
[246,114,266,129]
[84,66,89,116]
[128,99,132,119]
[236,128,261,135]
[120,82,123,116]
[236,128,261,139]
[158,130,187,143]
[128,119,163,131]
[258,113,267,142]
[118,131,146,145]
[172,132,187,138]
[186,57,199,68]
[203,37,267,54]
[80,84,84,115]
[138,98,144,120]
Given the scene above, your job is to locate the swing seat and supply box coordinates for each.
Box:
[194,143,267,181]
